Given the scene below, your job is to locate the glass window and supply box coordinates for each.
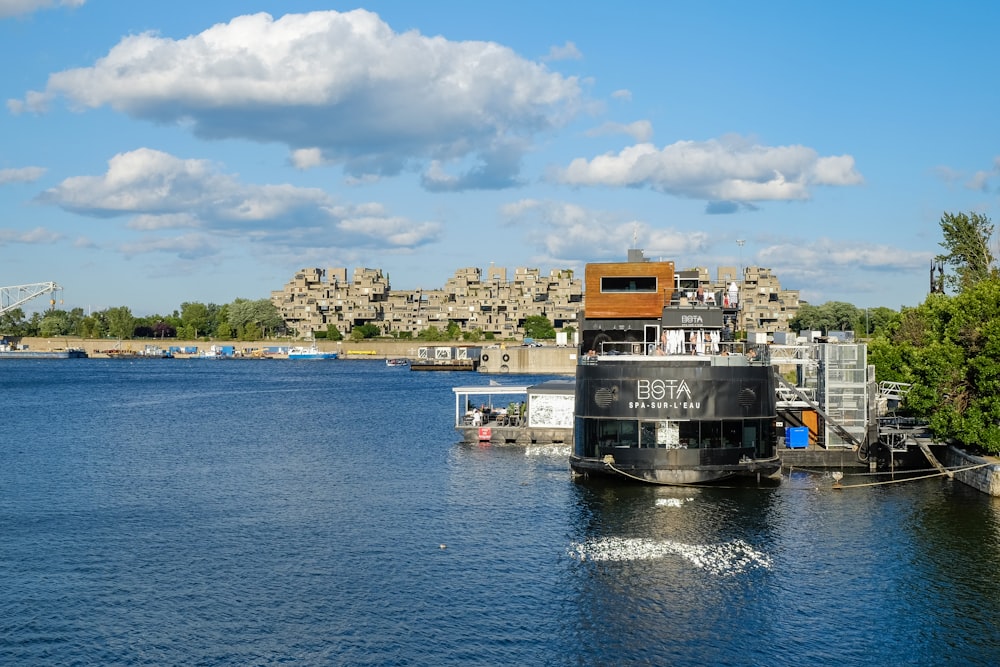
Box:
[601,276,658,293]
[678,421,700,448]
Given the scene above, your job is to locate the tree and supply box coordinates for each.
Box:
[180,302,210,338]
[80,312,106,339]
[327,324,343,341]
[350,323,380,341]
[446,320,461,340]
[789,302,862,334]
[418,325,444,341]
[523,315,556,340]
[38,310,71,336]
[105,306,136,339]
[0,307,27,336]
[935,211,996,293]
[901,279,1000,453]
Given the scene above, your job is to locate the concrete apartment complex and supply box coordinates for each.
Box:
[271,263,798,340]
[271,265,583,340]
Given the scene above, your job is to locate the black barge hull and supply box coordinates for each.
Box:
[572,356,780,485]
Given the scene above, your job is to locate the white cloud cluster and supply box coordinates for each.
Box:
[758,238,928,272]
[13,10,582,190]
[755,238,932,305]
[500,198,708,262]
[0,0,83,19]
[37,148,441,258]
[555,135,863,208]
[0,166,46,184]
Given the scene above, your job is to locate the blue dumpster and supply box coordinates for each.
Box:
[786,426,809,449]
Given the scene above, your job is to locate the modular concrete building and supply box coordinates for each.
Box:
[272,265,583,340]
[271,262,797,341]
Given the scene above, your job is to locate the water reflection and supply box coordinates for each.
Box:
[566,472,1000,666]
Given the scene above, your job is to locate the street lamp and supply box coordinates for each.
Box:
[736,239,745,278]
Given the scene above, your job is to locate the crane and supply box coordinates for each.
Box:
[0,282,62,316]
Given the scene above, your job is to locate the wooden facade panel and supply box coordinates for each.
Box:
[584,261,674,319]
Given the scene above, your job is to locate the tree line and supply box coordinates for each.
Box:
[0,298,285,342]
[1,298,565,344]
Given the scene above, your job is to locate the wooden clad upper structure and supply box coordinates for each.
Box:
[584,259,675,319]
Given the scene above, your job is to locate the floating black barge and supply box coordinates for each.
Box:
[570,250,781,485]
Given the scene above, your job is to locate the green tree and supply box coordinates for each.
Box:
[38,310,71,336]
[180,302,210,338]
[789,301,862,333]
[326,324,343,341]
[105,306,135,339]
[935,211,996,293]
[80,312,107,339]
[350,323,380,341]
[903,279,1000,453]
[446,320,461,340]
[418,325,444,341]
[0,307,27,336]
[239,321,262,341]
[523,315,556,339]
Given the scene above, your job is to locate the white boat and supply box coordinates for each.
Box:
[287,345,338,360]
[386,358,409,366]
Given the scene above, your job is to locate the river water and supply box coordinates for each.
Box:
[1,359,998,666]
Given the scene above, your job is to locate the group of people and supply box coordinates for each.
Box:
[675,282,740,307]
[468,402,524,427]
[654,329,722,355]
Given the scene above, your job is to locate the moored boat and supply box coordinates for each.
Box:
[0,348,88,359]
[570,249,781,485]
[385,357,409,366]
[287,345,338,360]
[452,380,574,445]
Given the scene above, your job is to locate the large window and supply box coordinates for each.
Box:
[601,276,657,293]
[576,417,775,456]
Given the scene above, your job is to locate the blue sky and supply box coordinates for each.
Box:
[2,1,998,316]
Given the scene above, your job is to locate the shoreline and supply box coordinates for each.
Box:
[6,336,435,360]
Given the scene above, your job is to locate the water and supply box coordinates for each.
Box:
[2,359,999,666]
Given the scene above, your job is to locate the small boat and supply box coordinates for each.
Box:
[287,345,338,360]
[386,358,409,366]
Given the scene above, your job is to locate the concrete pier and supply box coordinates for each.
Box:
[943,446,1000,496]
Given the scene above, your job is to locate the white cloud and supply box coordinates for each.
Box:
[15,10,582,190]
[0,0,83,19]
[500,198,708,262]
[127,212,201,231]
[543,40,583,61]
[554,135,863,207]
[0,166,46,184]
[966,158,1000,192]
[0,226,62,244]
[290,148,326,170]
[120,233,219,260]
[611,89,632,102]
[584,120,653,142]
[37,147,442,259]
[755,238,933,305]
